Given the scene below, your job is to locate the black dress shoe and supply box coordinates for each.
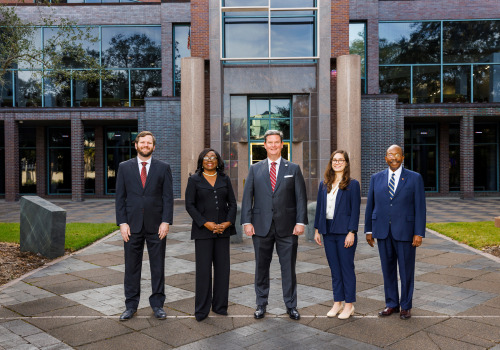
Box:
[378,307,400,317]
[286,307,300,320]
[195,314,208,322]
[400,309,411,320]
[152,307,167,320]
[119,308,136,321]
[254,305,266,319]
[213,309,228,316]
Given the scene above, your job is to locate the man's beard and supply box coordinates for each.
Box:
[138,148,153,158]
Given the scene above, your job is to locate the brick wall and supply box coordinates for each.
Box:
[190,0,209,59]
[4,116,19,201]
[331,0,350,58]
[438,122,450,195]
[460,116,474,199]
[142,97,182,197]
[71,118,84,201]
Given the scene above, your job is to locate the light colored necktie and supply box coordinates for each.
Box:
[270,162,277,191]
[389,173,395,199]
[141,162,147,188]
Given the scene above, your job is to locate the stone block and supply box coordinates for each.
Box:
[20,196,66,259]
[495,217,500,228]
[306,201,317,242]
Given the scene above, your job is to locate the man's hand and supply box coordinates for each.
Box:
[412,235,423,247]
[244,224,255,236]
[314,229,322,246]
[120,223,131,242]
[158,223,169,240]
[366,233,375,247]
[293,224,305,236]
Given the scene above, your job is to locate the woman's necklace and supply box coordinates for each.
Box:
[203,172,217,177]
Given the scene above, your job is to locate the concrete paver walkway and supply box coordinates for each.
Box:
[0,198,499,349]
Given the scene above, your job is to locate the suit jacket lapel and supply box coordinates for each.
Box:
[392,167,407,199]
[132,157,143,189]
[259,160,273,193]
[332,187,344,224]
[272,159,287,193]
[382,169,390,198]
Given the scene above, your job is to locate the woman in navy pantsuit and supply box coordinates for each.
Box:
[314,150,361,319]
[185,148,237,321]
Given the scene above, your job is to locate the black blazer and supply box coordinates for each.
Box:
[185,173,237,239]
[115,157,174,233]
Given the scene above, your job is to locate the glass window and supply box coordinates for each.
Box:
[131,70,161,106]
[73,78,100,107]
[84,128,95,194]
[270,13,315,57]
[444,21,500,63]
[474,123,498,191]
[173,25,191,97]
[15,71,42,107]
[379,22,440,64]
[379,66,411,103]
[17,28,42,70]
[224,17,269,58]
[223,0,268,6]
[349,22,366,94]
[473,65,500,103]
[271,0,315,7]
[413,66,440,103]
[106,127,137,194]
[1,72,14,107]
[102,26,161,68]
[102,70,129,107]
[0,127,4,195]
[443,66,471,103]
[44,76,71,107]
[48,127,72,194]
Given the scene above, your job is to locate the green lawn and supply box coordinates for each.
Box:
[427,221,500,249]
[0,223,118,252]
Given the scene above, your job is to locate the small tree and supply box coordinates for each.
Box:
[0,0,110,106]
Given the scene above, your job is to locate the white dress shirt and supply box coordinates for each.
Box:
[325,184,339,220]
[268,157,281,178]
[388,165,403,191]
[137,157,151,175]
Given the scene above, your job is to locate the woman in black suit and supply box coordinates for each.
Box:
[185,148,237,321]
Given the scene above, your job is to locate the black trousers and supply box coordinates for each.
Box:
[194,237,230,320]
[123,226,166,309]
[252,221,298,308]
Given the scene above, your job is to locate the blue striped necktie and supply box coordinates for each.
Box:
[389,173,395,199]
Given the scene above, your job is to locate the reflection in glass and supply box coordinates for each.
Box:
[102,26,161,68]
[84,129,95,194]
[102,70,129,107]
[49,149,72,194]
[106,129,131,148]
[270,119,290,139]
[379,66,411,103]
[17,28,41,69]
[224,19,268,58]
[413,66,440,103]
[249,119,269,140]
[271,15,314,57]
[474,145,497,191]
[44,77,71,107]
[379,22,440,64]
[449,144,460,191]
[15,71,42,107]
[405,123,438,191]
[20,149,36,193]
[443,21,500,63]
[473,65,500,103]
[411,125,436,144]
[1,72,14,107]
[270,99,290,117]
[131,70,161,106]
[48,128,71,148]
[73,78,100,107]
[19,127,36,148]
[249,100,269,118]
[443,65,470,103]
[224,0,267,6]
[271,0,315,7]
[475,123,497,144]
[349,22,366,93]
[173,25,191,97]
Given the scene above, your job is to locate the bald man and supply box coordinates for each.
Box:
[364,145,426,320]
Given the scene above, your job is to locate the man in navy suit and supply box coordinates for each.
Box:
[364,144,426,320]
[241,130,308,320]
[115,131,173,321]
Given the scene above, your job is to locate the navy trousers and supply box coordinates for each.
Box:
[377,228,416,310]
[323,222,357,303]
[124,226,166,309]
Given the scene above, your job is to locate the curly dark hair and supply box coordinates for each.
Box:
[195,148,225,176]
[323,150,351,191]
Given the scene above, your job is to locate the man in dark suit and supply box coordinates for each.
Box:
[115,131,173,321]
[241,130,308,320]
[365,144,426,320]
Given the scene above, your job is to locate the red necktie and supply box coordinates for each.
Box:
[141,162,147,188]
[270,162,277,191]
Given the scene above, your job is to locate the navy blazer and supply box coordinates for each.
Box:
[364,167,426,241]
[115,157,174,233]
[185,173,237,239]
[241,158,308,237]
[314,179,361,235]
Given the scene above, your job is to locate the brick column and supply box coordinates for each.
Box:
[71,117,84,202]
[94,126,105,196]
[5,117,19,201]
[36,127,46,197]
[438,123,450,195]
[460,116,474,199]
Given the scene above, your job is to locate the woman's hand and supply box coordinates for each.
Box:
[344,232,355,248]
[314,229,322,246]
[215,222,231,234]
[204,222,218,233]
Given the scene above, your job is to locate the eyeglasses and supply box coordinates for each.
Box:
[386,153,402,159]
[203,156,217,161]
[332,159,346,164]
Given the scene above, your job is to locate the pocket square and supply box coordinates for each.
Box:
[284,175,294,178]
